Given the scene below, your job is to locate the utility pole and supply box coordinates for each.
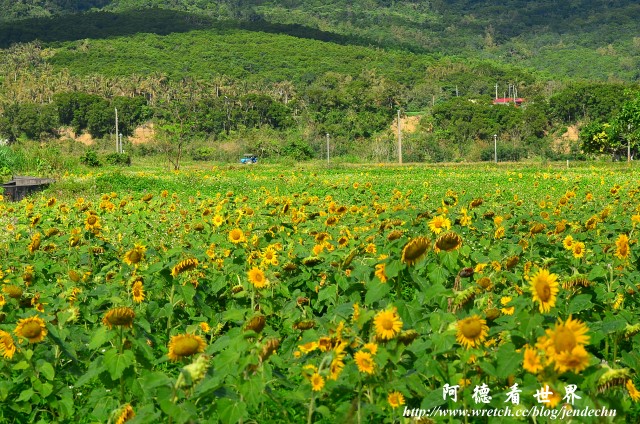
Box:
[494,134,498,163]
[326,133,330,164]
[115,107,119,153]
[397,109,403,165]
[628,123,632,163]
[495,83,498,100]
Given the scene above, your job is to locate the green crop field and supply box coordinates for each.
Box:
[1,163,640,423]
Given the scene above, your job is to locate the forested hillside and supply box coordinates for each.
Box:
[0,0,639,165]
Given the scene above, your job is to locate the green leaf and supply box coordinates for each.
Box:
[568,294,593,315]
[427,264,449,285]
[38,362,55,381]
[88,325,114,349]
[13,361,29,371]
[588,265,608,281]
[180,283,196,306]
[218,399,247,424]
[103,349,134,380]
[75,357,104,387]
[364,282,390,306]
[140,371,172,392]
[317,284,338,306]
[600,319,627,334]
[496,345,519,379]
[17,388,34,402]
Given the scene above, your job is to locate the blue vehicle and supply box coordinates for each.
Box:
[240,154,258,164]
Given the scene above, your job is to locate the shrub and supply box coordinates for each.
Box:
[105,153,132,166]
[80,149,102,167]
[192,147,216,161]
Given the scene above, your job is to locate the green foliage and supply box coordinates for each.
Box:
[580,91,640,158]
[191,147,216,161]
[280,139,313,160]
[80,149,102,167]
[549,83,633,124]
[104,152,132,166]
[1,103,59,141]
[2,164,640,422]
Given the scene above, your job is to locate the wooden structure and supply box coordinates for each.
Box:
[2,176,55,201]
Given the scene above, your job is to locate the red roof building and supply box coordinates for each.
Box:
[493,97,524,105]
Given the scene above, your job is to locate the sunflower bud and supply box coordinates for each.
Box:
[293,320,315,331]
[397,329,419,346]
[505,255,519,270]
[244,315,266,334]
[458,267,474,278]
[177,354,210,388]
[485,308,500,321]
[477,277,492,290]
[597,367,631,394]
[259,338,280,362]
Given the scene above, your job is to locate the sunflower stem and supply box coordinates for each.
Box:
[307,392,315,424]
[166,284,176,338]
[118,326,125,403]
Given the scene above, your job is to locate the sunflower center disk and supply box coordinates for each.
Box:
[174,338,201,356]
[460,320,482,339]
[535,281,552,302]
[21,322,43,338]
[554,327,577,353]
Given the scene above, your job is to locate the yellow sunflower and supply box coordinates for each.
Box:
[572,242,585,259]
[248,267,268,289]
[212,214,225,227]
[0,330,17,359]
[298,341,318,354]
[456,315,489,349]
[261,248,278,266]
[434,232,463,252]
[14,316,47,343]
[124,244,146,266]
[228,228,246,244]
[523,346,543,374]
[3,285,22,299]
[627,380,640,402]
[563,235,574,250]
[615,234,630,260]
[354,350,375,374]
[401,236,430,266]
[387,391,405,409]
[102,307,135,329]
[541,316,590,359]
[310,373,325,391]
[171,258,199,277]
[373,308,403,340]
[28,233,41,254]
[329,359,345,381]
[131,280,145,303]
[428,215,451,234]
[85,213,101,231]
[363,342,378,355]
[374,263,388,283]
[168,333,206,361]
[554,344,590,373]
[114,404,135,424]
[529,269,560,313]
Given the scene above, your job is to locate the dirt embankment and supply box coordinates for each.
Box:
[391,115,422,136]
[59,122,155,145]
[552,125,580,154]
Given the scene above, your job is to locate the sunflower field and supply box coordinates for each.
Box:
[1,164,640,423]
